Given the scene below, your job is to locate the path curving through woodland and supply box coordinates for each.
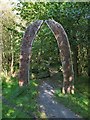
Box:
[37,80,81,118]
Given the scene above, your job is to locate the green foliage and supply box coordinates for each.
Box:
[55,76,89,118]
[1,2,89,118]
[75,76,89,97]
[30,23,60,78]
[2,74,39,118]
[2,2,90,76]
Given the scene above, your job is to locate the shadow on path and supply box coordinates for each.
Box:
[37,80,81,118]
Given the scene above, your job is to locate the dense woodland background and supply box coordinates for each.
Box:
[1,2,90,77]
[1,1,90,118]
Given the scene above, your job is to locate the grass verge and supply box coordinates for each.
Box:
[2,73,39,118]
[54,76,89,119]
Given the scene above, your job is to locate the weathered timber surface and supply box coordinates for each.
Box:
[19,20,43,86]
[45,20,74,94]
[19,19,74,94]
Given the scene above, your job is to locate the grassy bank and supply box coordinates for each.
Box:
[2,73,39,118]
[54,76,89,118]
[2,72,89,119]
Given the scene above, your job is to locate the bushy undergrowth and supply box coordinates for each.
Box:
[2,73,89,119]
[2,73,39,118]
[55,76,89,118]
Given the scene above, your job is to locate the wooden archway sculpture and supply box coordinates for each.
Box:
[19,19,74,94]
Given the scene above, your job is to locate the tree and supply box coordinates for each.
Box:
[2,1,89,94]
[1,0,22,75]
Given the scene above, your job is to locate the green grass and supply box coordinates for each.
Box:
[2,73,89,119]
[2,74,39,118]
[54,76,89,118]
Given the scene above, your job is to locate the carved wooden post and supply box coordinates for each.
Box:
[19,20,43,86]
[45,20,74,94]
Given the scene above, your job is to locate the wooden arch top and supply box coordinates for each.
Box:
[19,19,74,94]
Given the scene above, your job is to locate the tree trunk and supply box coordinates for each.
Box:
[10,32,14,75]
[72,45,78,77]
[46,20,74,94]
[19,20,43,86]
[19,19,74,94]
[0,39,2,74]
[87,47,90,77]
[10,51,14,75]
[87,17,90,77]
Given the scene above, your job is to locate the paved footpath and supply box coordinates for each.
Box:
[38,80,82,118]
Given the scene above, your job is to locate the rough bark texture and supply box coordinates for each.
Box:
[19,20,43,86]
[87,47,90,77]
[45,20,74,94]
[19,19,74,94]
